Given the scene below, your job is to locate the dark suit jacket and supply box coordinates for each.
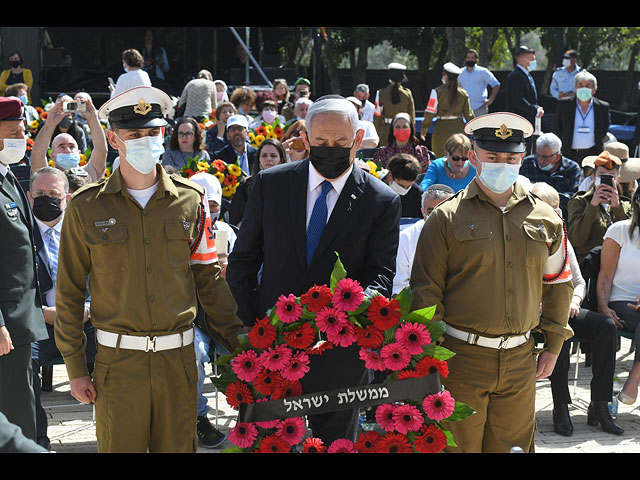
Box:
[0,169,47,346]
[213,142,258,174]
[552,97,610,158]
[504,66,539,126]
[226,158,402,326]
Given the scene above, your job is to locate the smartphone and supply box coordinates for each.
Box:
[600,174,614,187]
[108,77,115,89]
[212,230,228,256]
[63,101,86,113]
[291,138,306,151]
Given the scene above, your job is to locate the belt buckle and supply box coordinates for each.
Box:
[498,336,509,349]
[145,336,157,353]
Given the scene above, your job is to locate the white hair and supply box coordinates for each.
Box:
[535,132,562,153]
[305,96,361,139]
[575,70,597,89]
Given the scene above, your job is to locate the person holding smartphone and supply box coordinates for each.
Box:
[567,151,633,262]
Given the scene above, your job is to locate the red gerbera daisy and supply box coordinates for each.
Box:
[395,321,431,355]
[300,284,332,312]
[315,306,349,336]
[248,316,276,350]
[257,434,290,453]
[224,381,254,410]
[280,351,310,381]
[380,342,411,371]
[284,322,316,349]
[377,432,413,453]
[416,356,450,378]
[414,424,447,453]
[276,417,307,445]
[301,437,326,453]
[375,403,397,432]
[326,321,357,347]
[354,431,383,453]
[332,278,365,311]
[327,438,356,453]
[367,295,402,330]
[253,369,284,396]
[259,344,293,371]
[275,294,302,324]
[397,369,420,379]
[271,378,303,399]
[306,339,334,356]
[355,324,385,349]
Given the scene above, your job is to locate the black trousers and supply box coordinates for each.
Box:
[0,343,36,441]
[609,301,640,364]
[549,308,617,405]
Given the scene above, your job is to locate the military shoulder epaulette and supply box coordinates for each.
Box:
[170,173,205,195]
[70,177,108,199]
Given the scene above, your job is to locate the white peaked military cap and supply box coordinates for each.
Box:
[188,171,223,205]
[443,62,462,76]
[464,112,534,154]
[98,86,173,129]
[388,62,407,70]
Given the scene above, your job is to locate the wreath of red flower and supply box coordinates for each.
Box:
[213,255,473,453]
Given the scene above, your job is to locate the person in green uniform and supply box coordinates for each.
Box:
[54,86,245,453]
[410,112,574,453]
[420,62,474,157]
[373,62,416,147]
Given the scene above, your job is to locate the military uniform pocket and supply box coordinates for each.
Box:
[164,220,196,268]
[84,225,130,273]
[522,221,556,267]
[452,221,494,266]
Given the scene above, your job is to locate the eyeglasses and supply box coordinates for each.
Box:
[178,131,194,138]
[536,152,560,161]
[449,155,467,162]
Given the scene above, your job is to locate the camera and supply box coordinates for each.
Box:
[63,101,86,113]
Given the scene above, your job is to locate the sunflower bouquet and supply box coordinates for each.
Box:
[249,118,286,148]
[212,254,474,453]
[180,155,246,199]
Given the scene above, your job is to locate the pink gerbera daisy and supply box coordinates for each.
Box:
[259,344,293,371]
[276,417,307,445]
[422,390,456,421]
[315,306,349,335]
[231,350,262,382]
[332,278,365,311]
[327,438,357,453]
[281,351,310,381]
[395,322,431,355]
[228,422,258,449]
[358,349,386,371]
[275,294,302,324]
[380,342,411,371]
[392,404,424,434]
[375,403,397,432]
[326,321,357,347]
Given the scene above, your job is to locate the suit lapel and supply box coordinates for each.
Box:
[0,170,32,228]
[34,225,53,283]
[291,160,309,270]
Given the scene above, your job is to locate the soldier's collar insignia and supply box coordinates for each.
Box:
[494,123,513,140]
[133,98,152,116]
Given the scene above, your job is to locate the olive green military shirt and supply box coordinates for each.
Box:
[373,83,416,146]
[420,85,475,137]
[54,165,244,380]
[567,187,632,261]
[410,179,574,355]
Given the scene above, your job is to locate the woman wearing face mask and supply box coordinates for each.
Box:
[249,91,285,130]
[0,51,33,103]
[420,133,476,192]
[383,153,423,218]
[110,49,151,98]
[420,62,475,158]
[229,138,286,227]
[373,113,432,173]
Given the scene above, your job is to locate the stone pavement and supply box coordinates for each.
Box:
[39,336,640,453]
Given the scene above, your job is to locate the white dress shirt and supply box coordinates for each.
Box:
[392,218,425,295]
[306,162,353,229]
[35,213,64,307]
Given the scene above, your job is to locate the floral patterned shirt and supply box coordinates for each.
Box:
[372,142,432,173]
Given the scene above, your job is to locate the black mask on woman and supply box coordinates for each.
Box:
[33,195,63,222]
[9,60,21,68]
[309,141,355,180]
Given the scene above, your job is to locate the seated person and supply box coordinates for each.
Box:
[567,151,632,262]
[30,95,107,181]
[420,133,476,192]
[382,153,423,218]
[346,96,379,149]
[373,113,432,173]
[161,116,210,171]
[205,101,237,154]
[213,114,257,176]
[531,182,621,437]
[392,184,454,295]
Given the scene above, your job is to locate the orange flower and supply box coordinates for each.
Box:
[182,168,195,178]
[212,159,226,173]
[40,112,48,121]
[255,125,267,137]
[224,173,238,186]
[274,126,284,138]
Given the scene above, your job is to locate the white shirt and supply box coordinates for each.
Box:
[0,162,8,177]
[112,69,152,97]
[306,162,353,229]
[393,218,425,295]
[604,219,640,303]
[359,119,379,146]
[126,182,159,209]
[571,100,596,150]
[35,214,64,307]
[361,100,375,123]
[459,65,501,110]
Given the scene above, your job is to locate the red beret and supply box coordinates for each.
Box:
[0,97,24,121]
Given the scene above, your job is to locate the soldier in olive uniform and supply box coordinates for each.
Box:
[373,63,416,147]
[410,113,574,453]
[420,62,475,157]
[54,86,245,453]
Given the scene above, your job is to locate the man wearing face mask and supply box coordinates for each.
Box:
[458,49,501,118]
[553,70,610,166]
[227,95,402,445]
[53,86,245,453]
[30,94,107,182]
[0,97,48,443]
[383,153,423,218]
[550,50,581,100]
[410,112,574,453]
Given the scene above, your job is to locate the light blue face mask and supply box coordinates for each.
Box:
[18,95,28,106]
[117,133,165,174]
[477,158,521,194]
[56,152,81,169]
[527,60,537,71]
[576,87,593,102]
[538,160,554,172]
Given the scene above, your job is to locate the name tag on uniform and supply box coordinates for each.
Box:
[95,218,116,227]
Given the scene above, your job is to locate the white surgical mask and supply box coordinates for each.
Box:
[477,159,521,194]
[562,58,572,68]
[389,181,412,196]
[0,138,27,165]
[576,87,593,102]
[117,133,164,174]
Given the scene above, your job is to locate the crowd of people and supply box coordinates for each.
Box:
[2,40,640,454]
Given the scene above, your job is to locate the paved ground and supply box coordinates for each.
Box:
[40,336,640,453]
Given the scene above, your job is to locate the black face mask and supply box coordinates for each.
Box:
[9,60,21,68]
[309,141,355,180]
[465,60,476,68]
[33,195,63,222]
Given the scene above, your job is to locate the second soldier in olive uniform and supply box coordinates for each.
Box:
[54,86,245,453]
[410,113,574,453]
[373,63,416,147]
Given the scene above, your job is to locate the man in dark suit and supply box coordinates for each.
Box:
[213,114,257,175]
[505,46,544,154]
[226,95,402,445]
[553,70,610,166]
[0,97,48,442]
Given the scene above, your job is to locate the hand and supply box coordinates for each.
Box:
[536,106,544,118]
[78,97,97,121]
[46,97,74,128]
[0,326,13,356]
[536,350,558,380]
[591,183,619,207]
[70,376,97,404]
[569,302,580,318]
[627,295,640,311]
[218,253,228,278]
[598,305,624,329]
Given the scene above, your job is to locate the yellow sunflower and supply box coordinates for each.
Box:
[228,164,242,177]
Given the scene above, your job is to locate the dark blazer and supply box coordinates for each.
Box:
[552,97,610,158]
[213,142,258,173]
[0,169,47,346]
[504,66,539,126]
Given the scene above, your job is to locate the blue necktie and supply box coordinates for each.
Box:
[46,228,59,286]
[306,180,332,266]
